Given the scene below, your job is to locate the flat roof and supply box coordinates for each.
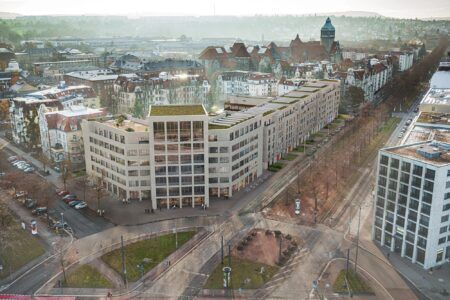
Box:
[102,119,148,132]
[416,112,450,127]
[46,106,103,117]
[384,141,450,166]
[149,104,206,116]
[420,88,450,106]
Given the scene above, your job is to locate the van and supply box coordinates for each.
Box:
[295,199,301,215]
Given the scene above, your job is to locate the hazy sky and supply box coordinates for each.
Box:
[1,0,450,19]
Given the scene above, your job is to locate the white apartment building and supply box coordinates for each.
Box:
[373,141,450,269]
[342,51,368,61]
[81,79,340,206]
[148,105,209,208]
[398,52,414,72]
[82,117,152,202]
[217,71,276,97]
[39,105,105,165]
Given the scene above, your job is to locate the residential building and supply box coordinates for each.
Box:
[217,71,276,97]
[373,141,450,269]
[114,73,211,116]
[39,105,105,165]
[81,79,340,206]
[63,69,118,100]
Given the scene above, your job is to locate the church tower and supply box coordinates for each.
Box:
[320,17,335,53]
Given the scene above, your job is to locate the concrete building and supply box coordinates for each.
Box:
[63,69,118,99]
[373,141,450,269]
[81,79,340,206]
[39,105,105,165]
[419,62,450,114]
[148,105,209,208]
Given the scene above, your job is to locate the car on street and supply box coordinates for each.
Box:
[68,200,82,207]
[398,133,404,139]
[62,194,77,200]
[25,198,37,209]
[75,202,88,209]
[12,160,26,167]
[57,190,70,197]
[8,156,18,162]
[24,167,35,173]
[0,171,5,176]
[63,197,77,204]
[295,198,301,215]
[32,207,48,215]
[54,166,61,172]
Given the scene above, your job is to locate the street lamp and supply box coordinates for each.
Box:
[137,258,151,288]
[60,212,64,225]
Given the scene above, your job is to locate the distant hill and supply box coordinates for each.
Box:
[0,12,21,19]
[316,11,384,18]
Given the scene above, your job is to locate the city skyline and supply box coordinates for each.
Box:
[1,0,450,19]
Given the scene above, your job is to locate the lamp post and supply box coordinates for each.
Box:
[60,212,64,225]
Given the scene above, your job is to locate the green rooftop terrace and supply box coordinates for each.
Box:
[150,105,206,116]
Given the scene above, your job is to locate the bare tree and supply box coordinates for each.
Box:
[60,160,72,190]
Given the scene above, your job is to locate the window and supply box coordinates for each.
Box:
[166,122,179,142]
[425,169,435,180]
[442,215,449,223]
[440,226,447,234]
[401,161,411,172]
[390,158,399,169]
[209,147,218,153]
[424,180,434,192]
[422,192,432,204]
[220,147,228,153]
[180,121,191,141]
[380,155,389,165]
[209,177,218,183]
[193,121,204,141]
[167,166,178,175]
[413,165,423,176]
[153,122,165,141]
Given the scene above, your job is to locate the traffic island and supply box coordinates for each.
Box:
[101,230,196,281]
[333,269,373,295]
[200,229,299,297]
[60,264,113,289]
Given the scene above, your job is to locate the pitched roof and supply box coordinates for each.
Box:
[230,42,251,58]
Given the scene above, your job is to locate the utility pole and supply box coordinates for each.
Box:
[121,235,128,288]
[346,248,350,278]
[355,206,361,273]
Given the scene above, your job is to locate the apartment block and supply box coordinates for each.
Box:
[82,79,340,207]
[82,117,152,202]
[373,141,450,269]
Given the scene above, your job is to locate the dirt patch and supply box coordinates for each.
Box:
[232,229,298,266]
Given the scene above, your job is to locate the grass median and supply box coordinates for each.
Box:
[0,220,45,280]
[63,264,113,288]
[204,256,278,289]
[333,269,373,294]
[101,231,196,282]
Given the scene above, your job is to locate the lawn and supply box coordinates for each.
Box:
[293,146,305,152]
[283,153,297,161]
[0,221,45,280]
[204,256,279,289]
[63,264,113,288]
[101,231,196,282]
[333,269,373,294]
[268,162,284,172]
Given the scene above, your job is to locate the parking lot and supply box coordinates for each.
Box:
[0,150,112,238]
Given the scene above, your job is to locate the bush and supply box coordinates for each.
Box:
[274,230,282,237]
[246,236,253,242]
[285,234,292,240]
[265,230,272,236]
[237,245,244,251]
[283,250,290,256]
[291,241,298,247]
[251,231,257,237]
[289,245,297,252]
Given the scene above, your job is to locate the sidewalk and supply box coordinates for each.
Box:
[387,250,450,300]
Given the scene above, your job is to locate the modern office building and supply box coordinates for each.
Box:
[148,105,209,208]
[82,79,340,208]
[373,141,450,269]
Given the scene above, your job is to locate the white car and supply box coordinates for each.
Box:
[24,167,35,173]
[75,202,88,209]
[295,198,301,215]
[13,160,26,166]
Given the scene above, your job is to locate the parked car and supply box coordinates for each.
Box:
[8,156,18,162]
[75,202,88,209]
[54,166,61,173]
[68,200,82,207]
[32,207,48,215]
[24,167,35,173]
[17,163,30,170]
[295,198,301,215]
[57,190,70,197]
[12,160,26,167]
[398,133,404,139]
[63,197,77,204]
[62,194,77,200]
[0,171,5,176]
[25,198,37,209]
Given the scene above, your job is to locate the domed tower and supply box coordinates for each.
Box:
[320,17,335,53]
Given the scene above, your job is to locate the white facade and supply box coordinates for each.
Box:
[217,71,276,97]
[373,141,450,269]
[399,52,414,72]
